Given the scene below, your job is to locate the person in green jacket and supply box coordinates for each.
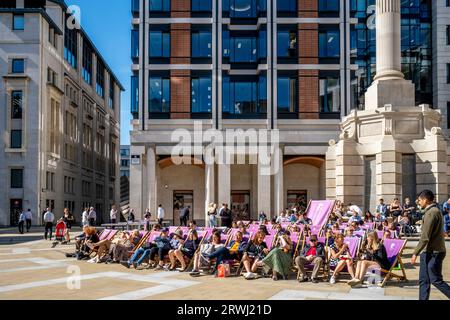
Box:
[411,190,450,300]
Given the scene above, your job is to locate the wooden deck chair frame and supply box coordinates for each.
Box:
[236,231,276,277]
[379,240,408,287]
[296,234,330,280]
[89,229,119,258]
[184,230,210,272]
[325,237,361,279]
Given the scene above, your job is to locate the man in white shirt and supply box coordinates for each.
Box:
[110,205,118,229]
[25,209,32,232]
[43,208,55,240]
[81,207,89,227]
[157,204,165,225]
[18,211,26,234]
[88,207,97,226]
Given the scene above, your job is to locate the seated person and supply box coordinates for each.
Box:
[108,229,142,263]
[348,210,362,224]
[121,228,170,269]
[75,227,99,260]
[331,223,342,236]
[258,224,269,236]
[262,231,293,281]
[188,220,199,231]
[374,212,385,225]
[350,221,362,231]
[344,227,355,238]
[166,229,184,270]
[231,221,238,229]
[348,231,391,288]
[66,226,89,258]
[296,213,312,225]
[363,211,374,223]
[295,234,325,283]
[329,234,355,284]
[381,229,391,242]
[444,210,450,237]
[207,231,248,275]
[170,229,200,271]
[242,231,269,279]
[324,229,335,246]
[190,231,224,276]
[152,224,162,232]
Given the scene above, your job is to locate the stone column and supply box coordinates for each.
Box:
[273,148,284,216]
[218,163,230,207]
[258,162,271,219]
[205,163,215,226]
[376,137,402,203]
[147,145,157,216]
[374,0,403,81]
[129,145,145,219]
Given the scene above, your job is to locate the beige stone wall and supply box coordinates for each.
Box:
[158,165,205,224]
[230,164,258,217]
[284,163,321,203]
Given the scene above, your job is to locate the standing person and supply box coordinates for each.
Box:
[88,207,96,226]
[442,198,450,216]
[62,208,74,243]
[25,209,32,232]
[179,206,189,227]
[110,205,118,225]
[18,210,26,234]
[128,209,135,222]
[43,208,55,240]
[157,204,165,225]
[258,211,267,223]
[144,209,152,231]
[81,207,89,227]
[220,203,232,228]
[411,190,450,300]
[207,203,218,228]
[375,199,387,219]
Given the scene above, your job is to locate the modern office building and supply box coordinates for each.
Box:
[129,0,450,224]
[120,145,131,214]
[0,0,123,226]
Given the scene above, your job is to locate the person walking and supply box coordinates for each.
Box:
[144,209,152,231]
[219,203,232,228]
[63,208,74,243]
[18,211,26,234]
[110,205,118,228]
[207,203,218,228]
[25,209,32,232]
[88,207,97,226]
[411,190,450,300]
[43,208,55,240]
[157,204,165,226]
[81,207,89,227]
[179,206,189,226]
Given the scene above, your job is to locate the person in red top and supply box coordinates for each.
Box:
[295,235,326,283]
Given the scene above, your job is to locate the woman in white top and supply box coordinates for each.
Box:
[189,231,224,277]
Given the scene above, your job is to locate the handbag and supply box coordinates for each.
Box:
[217,263,231,278]
[200,243,214,255]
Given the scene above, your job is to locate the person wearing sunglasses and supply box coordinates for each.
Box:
[295,234,325,283]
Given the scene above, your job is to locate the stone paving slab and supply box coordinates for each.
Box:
[0,229,448,300]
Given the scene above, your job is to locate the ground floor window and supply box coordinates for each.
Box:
[286,190,308,212]
[231,191,251,220]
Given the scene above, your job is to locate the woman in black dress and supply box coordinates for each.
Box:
[63,208,75,243]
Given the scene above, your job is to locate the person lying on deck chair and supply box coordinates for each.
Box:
[348,230,390,288]
[166,230,184,271]
[65,226,89,258]
[121,228,169,269]
[207,231,248,275]
[169,229,200,272]
[75,227,99,260]
[295,234,325,283]
[242,230,269,280]
[329,233,355,284]
[107,230,142,263]
[190,231,224,277]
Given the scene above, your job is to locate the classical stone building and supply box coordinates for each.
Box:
[130,0,450,225]
[0,0,123,226]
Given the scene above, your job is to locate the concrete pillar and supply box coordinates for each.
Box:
[374,0,403,81]
[326,141,337,200]
[129,145,145,218]
[258,162,271,219]
[376,137,402,202]
[205,163,215,226]
[273,148,284,215]
[147,146,157,217]
[218,163,230,207]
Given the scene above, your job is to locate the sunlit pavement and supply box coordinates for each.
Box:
[0,227,448,300]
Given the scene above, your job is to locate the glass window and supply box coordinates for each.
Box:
[277,0,296,12]
[222,75,266,116]
[319,0,340,11]
[277,30,297,58]
[12,59,24,73]
[224,31,266,62]
[150,0,170,11]
[192,0,212,11]
[320,76,340,113]
[13,14,24,30]
[192,30,212,57]
[277,77,297,113]
[82,41,93,84]
[96,62,105,97]
[149,31,170,57]
[10,130,22,149]
[64,27,78,69]
[131,0,140,13]
[191,76,212,113]
[11,169,23,188]
[131,75,139,117]
[149,77,170,113]
[11,91,23,119]
[109,78,114,108]
[319,30,340,58]
[131,29,139,59]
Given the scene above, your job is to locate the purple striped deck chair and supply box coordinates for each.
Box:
[305,200,336,235]
[223,231,253,276]
[289,231,301,258]
[362,223,374,230]
[376,238,408,287]
[146,230,160,244]
[327,237,360,277]
[105,230,118,241]
[354,230,366,238]
[179,226,189,235]
[264,233,276,250]
[168,226,178,235]
[99,229,111,240]
[280,222,290,229]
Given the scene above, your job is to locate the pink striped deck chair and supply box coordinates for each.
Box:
[327,237,360,277]
[168,226,178,235]
[105,229,118,240]
[289,231,301,259]
[223,231,253,276]
[362,223,374,230]
[305,200,336,236]
[99,229,111,240]
[178,226,189,235]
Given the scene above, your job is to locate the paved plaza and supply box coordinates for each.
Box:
[0,228,449,300]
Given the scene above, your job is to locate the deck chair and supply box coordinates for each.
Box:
[376,238,408,287]
[305,199,336,237]
[296,236,329,280]
[326,236,360,278]
[89,229,119,258]
[222,232,253,276]
[98,229,112,241]
[184,230,211,271]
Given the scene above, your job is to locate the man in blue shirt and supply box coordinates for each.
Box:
[375,198,387,218]
[444,211,450,236]
[442,198,450,217]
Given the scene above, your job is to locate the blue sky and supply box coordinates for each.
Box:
[66,0,132,145]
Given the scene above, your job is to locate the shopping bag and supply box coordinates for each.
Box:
[217,263,231,278]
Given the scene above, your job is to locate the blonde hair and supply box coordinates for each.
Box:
[366,231,380,251]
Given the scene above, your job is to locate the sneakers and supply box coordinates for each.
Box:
[120,261,130,268]
[189,270,201,277]
[176,267,186,272]
[244,272,257,280]
[155,264,163,270]
[310,278,319,283]
[347,278,362,286]
[298,276,308,283]
[330,276,336,285]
